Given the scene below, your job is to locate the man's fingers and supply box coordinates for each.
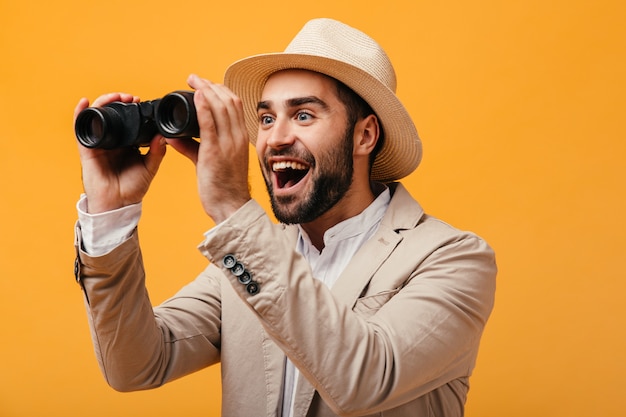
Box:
[90,92,139,108]
[144,136,168,175]
[166,137,200,165]
[73,98,90,120]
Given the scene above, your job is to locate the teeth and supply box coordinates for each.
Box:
[272,161,307,171]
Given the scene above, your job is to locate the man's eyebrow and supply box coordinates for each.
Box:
[256,96,330,112]
[288,96,329,110]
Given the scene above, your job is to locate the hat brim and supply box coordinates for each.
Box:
[224,53,422,182]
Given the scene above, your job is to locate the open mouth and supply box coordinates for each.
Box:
[272,160,310,189]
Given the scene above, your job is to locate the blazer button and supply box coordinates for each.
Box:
[231,262,245,277]
[246,281,260,295]
[74,257,80,283]
[238,271,252,285]
[223,254,237,269]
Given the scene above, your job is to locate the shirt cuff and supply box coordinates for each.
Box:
[76,194,142,256]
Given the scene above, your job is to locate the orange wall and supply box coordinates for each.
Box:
[1,1,625,416]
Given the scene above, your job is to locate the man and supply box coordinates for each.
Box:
[74,18,496,417]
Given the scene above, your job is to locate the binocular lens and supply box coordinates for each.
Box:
[157,92,196,137]
[75,108,108,148]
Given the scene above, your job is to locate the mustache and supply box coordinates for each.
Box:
[264,146,315,166]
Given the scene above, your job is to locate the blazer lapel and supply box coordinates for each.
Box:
[332,183,421,308]
[331,226,403,307]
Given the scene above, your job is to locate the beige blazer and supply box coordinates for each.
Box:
[76,182,496,416]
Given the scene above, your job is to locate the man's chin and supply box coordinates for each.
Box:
[270,198,302,225]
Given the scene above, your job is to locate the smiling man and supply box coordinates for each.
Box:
[73,18,497,417]
[257,69,380,245]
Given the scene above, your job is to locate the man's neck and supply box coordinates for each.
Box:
[299,182,378,251]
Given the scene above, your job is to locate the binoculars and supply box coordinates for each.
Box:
[74,91,199,149]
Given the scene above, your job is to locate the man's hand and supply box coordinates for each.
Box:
[167,75,252,224]
[74,93,167,214]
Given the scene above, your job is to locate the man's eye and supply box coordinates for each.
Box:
[260,115,274,125]
[296,112,312,122]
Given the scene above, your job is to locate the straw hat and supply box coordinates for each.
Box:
[224,18,422,182]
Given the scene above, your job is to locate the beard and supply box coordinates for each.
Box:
[262,124,355,225]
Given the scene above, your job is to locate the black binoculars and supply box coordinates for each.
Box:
[74,90,199,149]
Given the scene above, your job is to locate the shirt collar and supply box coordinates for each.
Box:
[297,184,391,252]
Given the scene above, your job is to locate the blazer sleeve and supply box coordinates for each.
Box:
[199,200,497,416]
[75,223,222,392]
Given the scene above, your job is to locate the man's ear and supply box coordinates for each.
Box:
[354,114,380,157]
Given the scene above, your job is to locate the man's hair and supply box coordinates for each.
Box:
[333,79,386,170]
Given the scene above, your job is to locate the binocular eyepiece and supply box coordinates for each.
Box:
[75,91,199,149]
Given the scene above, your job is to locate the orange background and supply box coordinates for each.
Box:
[1,1,625,416]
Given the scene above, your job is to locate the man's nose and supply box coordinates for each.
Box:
[265,119,296,149]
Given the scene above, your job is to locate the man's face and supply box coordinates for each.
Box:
[256,69,355,224]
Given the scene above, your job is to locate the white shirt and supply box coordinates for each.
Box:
[76,187,391,416]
